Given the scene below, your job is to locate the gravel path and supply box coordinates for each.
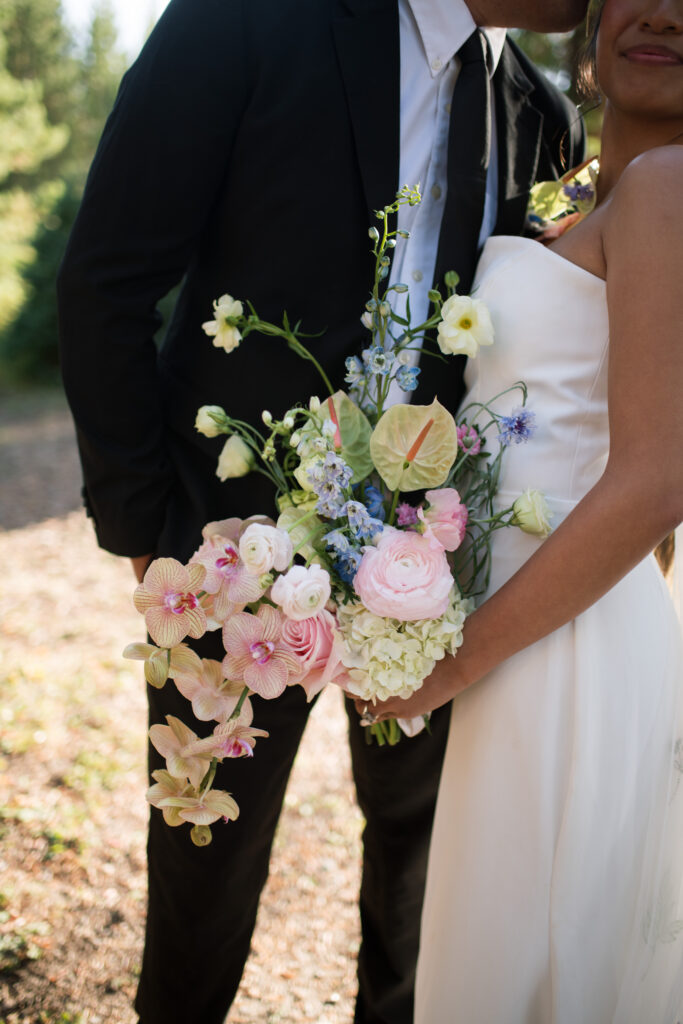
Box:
[0,389,362,1024]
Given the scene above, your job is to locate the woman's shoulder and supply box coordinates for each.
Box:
[611,145,683,216]
[605,145,683,263]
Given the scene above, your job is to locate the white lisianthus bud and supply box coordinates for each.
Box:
[512,489,553,538]
[360,311,374,330]
[195,405,228,438]
[436,294,494,358]
[378,302,391,318]
[262,410,273,426]
[202,294,244,353]
[216,436,255,480]
[239,523,293,576]
[283,416,295,430]
[309,396,321,413]
[290,432,301,448]
[271,564,332,621]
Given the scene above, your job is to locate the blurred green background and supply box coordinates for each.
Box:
[0,4,601,390]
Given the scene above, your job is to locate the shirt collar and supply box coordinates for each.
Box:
[405,0,507,79]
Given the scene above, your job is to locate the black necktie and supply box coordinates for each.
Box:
[416,29,492,408]
[433,29,492,298]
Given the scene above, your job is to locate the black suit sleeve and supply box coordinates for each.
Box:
[57,0,248,557]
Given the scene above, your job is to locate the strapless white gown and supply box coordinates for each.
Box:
[415,237,683,1024]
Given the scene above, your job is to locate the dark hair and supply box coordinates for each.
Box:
[578,0,606,99]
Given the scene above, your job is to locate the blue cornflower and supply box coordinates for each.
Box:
[396,365,420,393]
[362,345,393,376]
[345,355,365,387]
[562,182,594,204]
[363,484,386,521]
[343,500,384,541]
[498,407,537,447]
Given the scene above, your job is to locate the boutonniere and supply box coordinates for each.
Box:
[526,157,599,241]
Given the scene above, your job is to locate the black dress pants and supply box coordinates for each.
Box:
[135,628,450,1024]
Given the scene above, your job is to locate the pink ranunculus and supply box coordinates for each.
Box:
[418,488,469,552]
[222,604,302,699]
[282,609,349,701]
[353,527,454,621]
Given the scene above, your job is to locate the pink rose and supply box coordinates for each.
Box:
[282,610,348,701]
[418,488,468,552]
[353,527,453,621]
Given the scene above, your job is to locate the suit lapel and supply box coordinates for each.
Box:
[333,0,400,221]
[492,40,543,236]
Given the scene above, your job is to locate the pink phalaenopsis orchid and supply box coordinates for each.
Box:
[173,652,254,724]
[156,787,240,828]
[190,519,266,621]
[185,719,269,760]
[148,715,213,789]
[146,769,194,827]
[133,560,208,648]
[222,604,302,700]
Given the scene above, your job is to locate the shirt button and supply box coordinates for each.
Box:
[431,57,443,72]
[431,184,442,200]
[412,270,423,282]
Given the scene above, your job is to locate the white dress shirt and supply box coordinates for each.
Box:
[386,0,506,403]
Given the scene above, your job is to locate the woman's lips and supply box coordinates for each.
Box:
[623,45,683,66]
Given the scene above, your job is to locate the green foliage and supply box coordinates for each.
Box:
[0,0,128,382]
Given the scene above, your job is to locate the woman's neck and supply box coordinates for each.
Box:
[596,105,683,201]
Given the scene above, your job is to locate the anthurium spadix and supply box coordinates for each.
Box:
[370,399,458,491]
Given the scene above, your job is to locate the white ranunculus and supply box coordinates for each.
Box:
[202,294,244,353]
[195,405,228,438]
[239,523,293,576]
[436,294,494,358]
[216,436,254,480]
[512,489,553,538]
[271,564,331,621]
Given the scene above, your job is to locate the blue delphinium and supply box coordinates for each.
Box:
[343,500,384,541]
[498,406,537,447]
[309,452,353,518]
[324,529,363,584]
[396,365,420,392]
[363,345,394,376]
[345,355,365,388]
[363,483,386,521]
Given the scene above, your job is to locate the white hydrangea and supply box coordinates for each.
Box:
[336,590,472,703]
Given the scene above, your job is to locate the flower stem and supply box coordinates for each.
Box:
[229,686,250,721]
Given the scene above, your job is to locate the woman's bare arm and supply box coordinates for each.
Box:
[368,148,683,720]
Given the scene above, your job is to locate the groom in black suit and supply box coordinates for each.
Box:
[57,1,587,1021]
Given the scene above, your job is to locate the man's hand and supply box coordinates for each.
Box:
[131,554,154,583]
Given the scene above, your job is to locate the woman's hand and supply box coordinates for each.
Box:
[355,652,470,723]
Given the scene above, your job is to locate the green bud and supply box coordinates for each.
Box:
[428,289,442,304]
[397,229,411,239]
[378,302,391,318]
[144,650,170,689]
[259,572,275,590]
[444,270,460,290]
[386,238,396,248]
[391,283,409,294]
[191,825,213,847]
[368,226,380,242]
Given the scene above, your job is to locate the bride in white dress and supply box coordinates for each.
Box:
[367,1,683,1020]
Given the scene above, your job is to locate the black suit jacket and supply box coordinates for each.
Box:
[57,0,585,562]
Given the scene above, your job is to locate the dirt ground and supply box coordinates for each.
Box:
[0,389,363,1024]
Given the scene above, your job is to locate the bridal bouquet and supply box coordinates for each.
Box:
[125,186,549,845]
